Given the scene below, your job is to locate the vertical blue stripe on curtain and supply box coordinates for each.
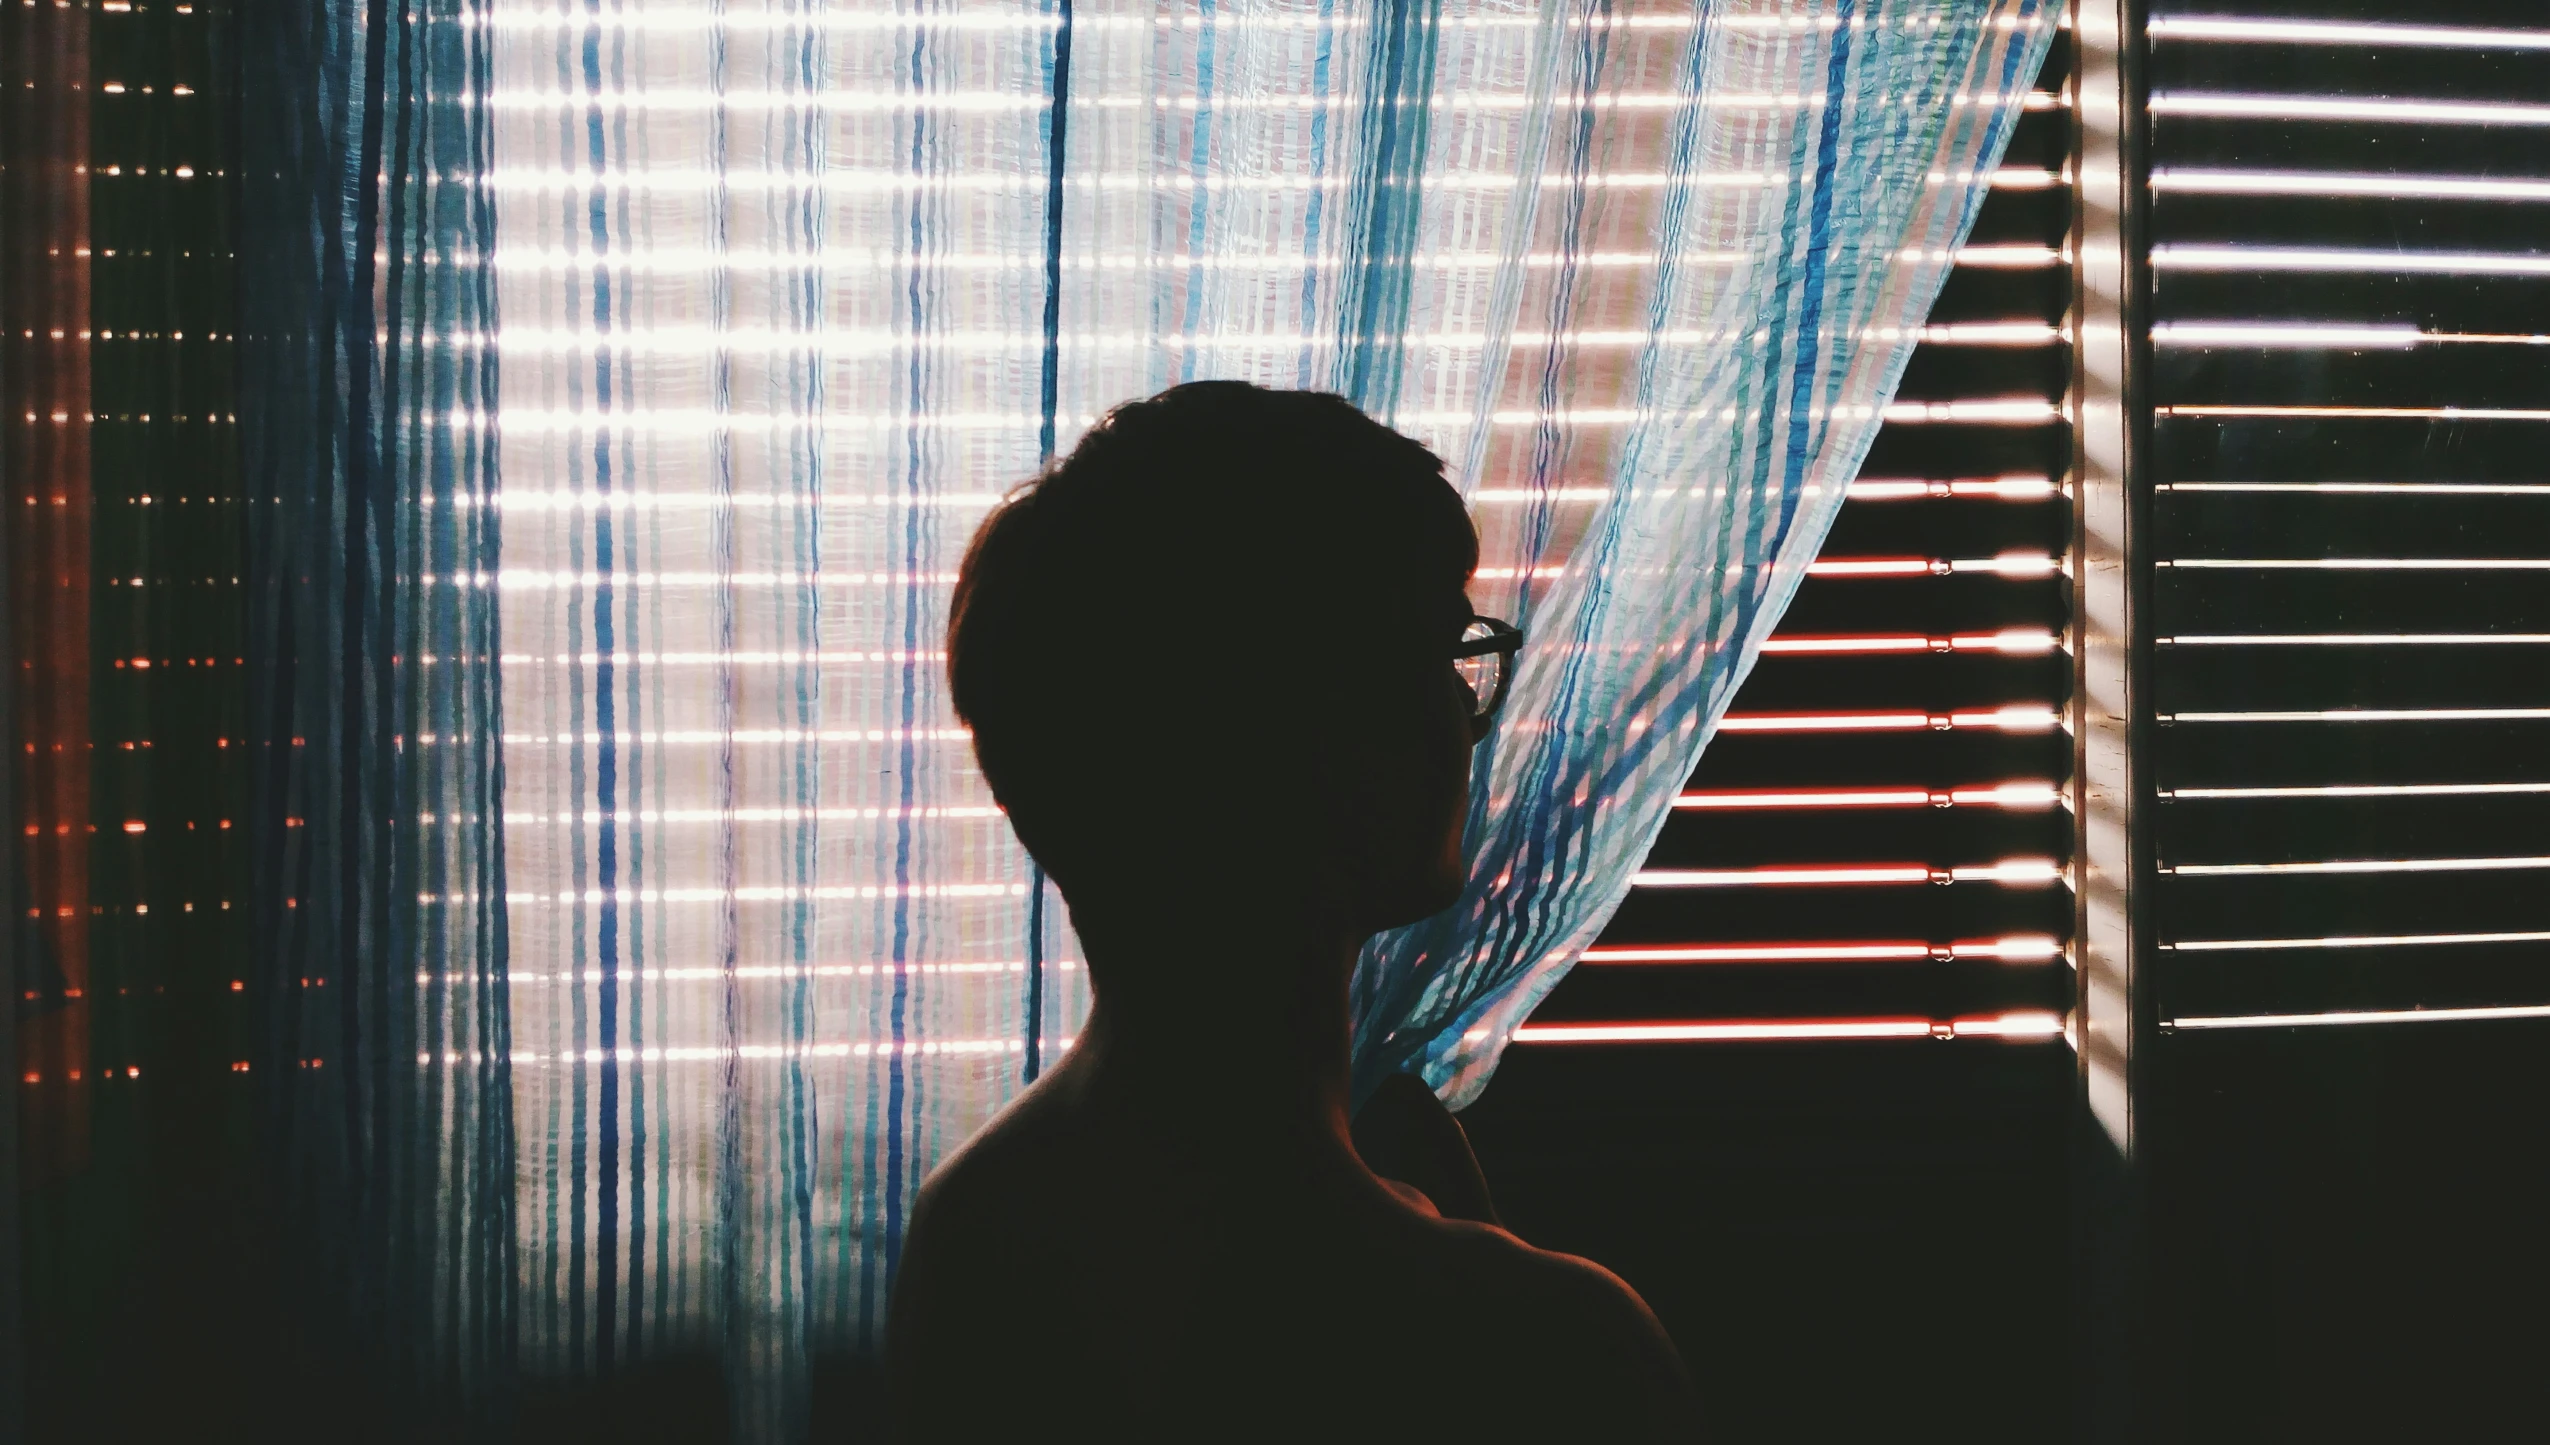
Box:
[238,0,514,1429]
[577,4,626,1374]
[1335,0,1442,417]
[1027,0,1077,1087]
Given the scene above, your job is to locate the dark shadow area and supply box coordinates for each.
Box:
[1457,1040,2073,1444]
[2150,1020,2550,1443]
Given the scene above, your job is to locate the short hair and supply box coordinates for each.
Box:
[947,382,1477,893]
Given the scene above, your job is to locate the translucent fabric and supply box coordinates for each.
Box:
[253,0,2052,1435]
[238,0,517,1424]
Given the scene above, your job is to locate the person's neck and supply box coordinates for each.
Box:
[1057,896,1368,1179]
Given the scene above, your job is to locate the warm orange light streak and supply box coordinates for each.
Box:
[1759,634,1937,654]
[1511,1012,2070,1044]
[1806,556,1933,576]
[1675,787,1931,809]
[1635,859,2064,890]
[1634,864,1933,887]
[1949,782,2063,809]
[1716,710,1932,733]
[1757,629,2059,655]
[1672,783,2061,810]
[1582,941,1932,964]
[1515,1018,1935,1043]
[1579,935,2063,965]
[1716,705,2061,733]
[1806,553,2062,577]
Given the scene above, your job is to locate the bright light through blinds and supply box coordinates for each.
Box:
[482,0,2052,1363]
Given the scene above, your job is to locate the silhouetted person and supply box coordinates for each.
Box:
[886,382,1699,1442]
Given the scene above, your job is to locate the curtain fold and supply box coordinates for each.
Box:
[1355,0,2061,1106]
[248,0,2051,1434]
[238,0,516,1421]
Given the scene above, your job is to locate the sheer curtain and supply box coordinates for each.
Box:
[249,0,2052,1434]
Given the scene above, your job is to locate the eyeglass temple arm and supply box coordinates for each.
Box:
[1450,619,1523,660]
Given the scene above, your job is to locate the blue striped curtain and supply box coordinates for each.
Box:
[247,0,2051,1435]
[239,0,516,1427]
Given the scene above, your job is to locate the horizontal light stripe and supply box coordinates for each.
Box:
[2169,1005,2550,1032]
[2151,322,2422,349]
[2152,169,2550,202]
[2164,782,2550,800]
[1940,244,2069,268]
[2161,481,2550,495]
[2166,855,2550,877]
[1952,1011,2069,1038]
[2167,929,2550,952]
[1951,783,2065,808]
[1804,554,2058,579]
[2164,633,2550,645]
[2162,405,2550,422]
[1583,942,1931,964]
[1715,704,2063,733]
[1579,938,2060,964]
[471,12,2056,35]
[462,403,1976,434]
[1511,1011,2066,1044]
[477,90,2046,115]
[479,166,2058,195]
[1879,398,2063,424]
[1636,864,1933,887]
[456,558,2067,589]
[1916,322,2062,345]
[2148,93,2550,126]
[2165,708,2550,723]
[1634,857,2060,887]
[454,489,1742,512]
[1675,787,1931,808]
[1845,475,2064,501]
[1954,859,2065,885]
[2151,246,2550,276]
[1759,629,2059,655]
[432,729,975,744]
[476,652,944,666]
[499,961,1080,982]
[2162,557,2550,569]
[473,1039,1079,1064]
[1516,1018,1931,1042]
[2146,17,2550,51]
[1807,557,1936,576]
[1673,782,2061,810]
[484,885,1029,903]
[469,322,2053,355]
[460,569,960,585]
[476,243,2069,274]
[493,807,1005,825]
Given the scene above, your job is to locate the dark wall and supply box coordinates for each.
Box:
[2148,1021,2550,1443]
[1459,1041,2075,1444]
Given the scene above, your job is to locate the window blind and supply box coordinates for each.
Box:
[2144,8,2550,1033]
[1515,25,2081,1050]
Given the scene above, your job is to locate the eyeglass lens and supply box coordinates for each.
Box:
[1455,619,1505,718]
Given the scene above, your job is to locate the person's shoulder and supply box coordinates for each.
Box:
[1421,1219,1701,1438]
[902,1078,1076,1263]
[886,1086,1086,1438]
[1439,1220,1670,1347]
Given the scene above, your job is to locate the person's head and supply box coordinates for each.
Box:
[949,382,1489,969]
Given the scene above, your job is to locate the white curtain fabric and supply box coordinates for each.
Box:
[481,0,2052,1432]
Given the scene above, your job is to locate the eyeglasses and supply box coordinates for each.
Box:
[1452,615,1524,725]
